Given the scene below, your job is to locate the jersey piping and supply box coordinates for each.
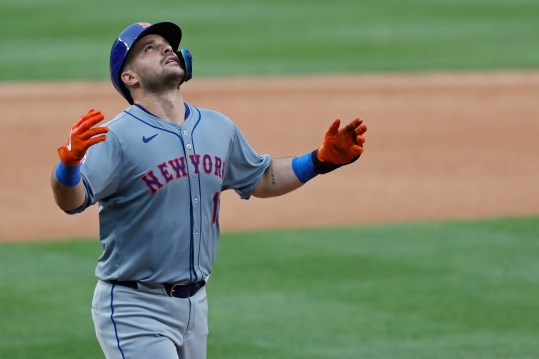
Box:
[123,107,202,283]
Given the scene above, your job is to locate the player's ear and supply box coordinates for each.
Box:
[121,70,138,87]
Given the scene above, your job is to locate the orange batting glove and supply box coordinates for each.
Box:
[57,109,109,167]
[313,118,367,173]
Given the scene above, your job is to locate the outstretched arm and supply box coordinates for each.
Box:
[252,117,367,198]
[51,176,87,211]
[252,157,302,198]
[51,109,108,211]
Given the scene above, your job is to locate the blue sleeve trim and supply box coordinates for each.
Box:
[55,161,81,187]
[292,151,318,184]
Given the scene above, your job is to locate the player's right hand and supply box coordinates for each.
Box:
[57,109,109,167]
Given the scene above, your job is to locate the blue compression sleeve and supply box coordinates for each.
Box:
[55,161,81,187]
[292,151,318,183]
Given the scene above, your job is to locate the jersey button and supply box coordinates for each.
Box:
[186,144,192,150]
[183,130,189,136]
[194,197,199,204]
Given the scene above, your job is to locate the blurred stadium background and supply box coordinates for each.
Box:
[0,1,538,358]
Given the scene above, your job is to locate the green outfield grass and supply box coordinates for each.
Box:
[1,217,538,358]
[1,0,538,81]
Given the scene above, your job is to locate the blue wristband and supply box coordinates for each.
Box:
[55,161,81,187]
[292,151,318,183]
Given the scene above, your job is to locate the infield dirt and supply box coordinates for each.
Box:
[1,72,538,241]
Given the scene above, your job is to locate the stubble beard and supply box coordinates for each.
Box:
[140,67,183,95]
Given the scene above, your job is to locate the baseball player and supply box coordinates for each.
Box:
[50,21,367,359]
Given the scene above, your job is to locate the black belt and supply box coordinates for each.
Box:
[108,280,205,299]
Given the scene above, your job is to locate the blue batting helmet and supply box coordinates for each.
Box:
[109,21,183,104]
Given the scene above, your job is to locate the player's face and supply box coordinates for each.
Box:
[125,34,184,91]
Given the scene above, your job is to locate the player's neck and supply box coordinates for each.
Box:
[135,91,185,124]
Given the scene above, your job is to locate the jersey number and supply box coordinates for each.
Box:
[212,192,221,224]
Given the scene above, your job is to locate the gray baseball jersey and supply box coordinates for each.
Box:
[73,103,270,284]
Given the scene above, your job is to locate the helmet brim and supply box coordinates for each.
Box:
[135,22,182,53]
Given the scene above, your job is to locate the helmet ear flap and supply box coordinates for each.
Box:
[176,48,193,83]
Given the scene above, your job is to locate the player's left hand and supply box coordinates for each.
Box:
[317,118,367,166]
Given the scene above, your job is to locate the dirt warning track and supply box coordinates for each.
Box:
[1,71,538,241]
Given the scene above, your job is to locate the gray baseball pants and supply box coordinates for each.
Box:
[91,280,209,359]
